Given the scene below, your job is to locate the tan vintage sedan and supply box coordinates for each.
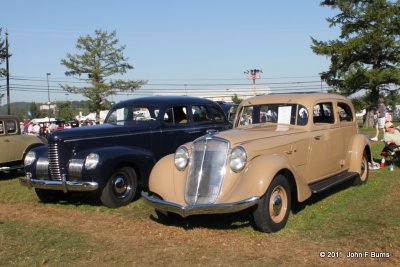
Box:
[0,115,46,172]
[142,93,371,232]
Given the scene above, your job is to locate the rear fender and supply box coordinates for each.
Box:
[348,134,371,173]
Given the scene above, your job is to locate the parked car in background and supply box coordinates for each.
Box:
[20,96,231,208]
[217,101,238,123]
[143,93,372,232]
[0,115,46,172]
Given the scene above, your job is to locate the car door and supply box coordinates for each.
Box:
[306,101,343,182]
[2,119,22,162]
[159,105,195,157]
[0,119,8,164]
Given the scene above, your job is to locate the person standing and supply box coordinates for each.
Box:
[371,98,386,141]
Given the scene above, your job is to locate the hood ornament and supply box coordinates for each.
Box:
[206,129,218,135]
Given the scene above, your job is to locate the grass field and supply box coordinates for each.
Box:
[0,128,399,266]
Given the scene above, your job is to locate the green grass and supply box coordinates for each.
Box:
[0,221,100,266]
[0,129,399,265]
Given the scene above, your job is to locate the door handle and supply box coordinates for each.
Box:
[185,130,200,134]
[314,135,321,140]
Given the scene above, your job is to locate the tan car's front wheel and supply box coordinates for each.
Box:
[252,174,291,233]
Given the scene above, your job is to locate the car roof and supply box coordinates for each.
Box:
[113,95,218,109]
[240,92,350,107]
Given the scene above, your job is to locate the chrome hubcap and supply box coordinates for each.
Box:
[269,185,287,223]
[113,176,130,195]
[272,195,282,215]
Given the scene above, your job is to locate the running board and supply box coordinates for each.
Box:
[309,172,359,193]
[0,164,24,171]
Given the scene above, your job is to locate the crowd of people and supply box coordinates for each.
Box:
[19,118,95,138]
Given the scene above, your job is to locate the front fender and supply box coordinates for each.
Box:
[76,146,157,188]
[218,154,312,203]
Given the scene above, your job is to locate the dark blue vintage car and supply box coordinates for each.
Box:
[20,96,230,208]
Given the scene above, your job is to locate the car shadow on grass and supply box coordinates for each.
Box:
[0,170,25,180]
[41,192,104,207]
[150,209,254,231]
[291,179,355,214]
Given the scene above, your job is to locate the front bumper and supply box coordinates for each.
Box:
[141,191,260,218]
[20,172,98,193]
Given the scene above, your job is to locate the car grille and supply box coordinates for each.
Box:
[185,136,229,205]
[48,143,62,181]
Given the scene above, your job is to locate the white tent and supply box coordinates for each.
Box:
[30,117,57,124]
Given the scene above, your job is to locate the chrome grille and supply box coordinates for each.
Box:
[36,158,49,179]
[185,137,229,205]
[48,143,62,181]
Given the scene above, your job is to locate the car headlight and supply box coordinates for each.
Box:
[85,153,99,170]
[175,146,189,171]
[230,146,247,172]
[24,151,36,166]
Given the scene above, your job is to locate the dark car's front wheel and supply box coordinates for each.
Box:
[100,166,138,208]
[252,174,291,233]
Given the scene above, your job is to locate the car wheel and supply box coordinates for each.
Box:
[100,166,138,208]
[252,174,291,233]
[354,151,369,185]
[35,189,71,203]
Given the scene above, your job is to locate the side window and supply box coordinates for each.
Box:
[163,106,188,125]
[0,121,4,135]
[6,120,17,134]
[208,105,225,122]
[337,102,353,122]
[297,105,309,126]
[313,102,334,124]
[192,105,209,123]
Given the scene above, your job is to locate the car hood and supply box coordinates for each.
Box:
[213,125,307,146]
[48,122,154,143]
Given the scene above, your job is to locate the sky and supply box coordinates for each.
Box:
[0,0,340,104]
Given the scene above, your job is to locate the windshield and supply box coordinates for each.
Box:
[105,104,159,124]
[237,103,309,127]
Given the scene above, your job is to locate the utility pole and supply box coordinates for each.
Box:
[46,73,51,122]
[244,69,262,96]
[5,30,10,115]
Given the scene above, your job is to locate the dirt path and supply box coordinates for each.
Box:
[1,202,397,267]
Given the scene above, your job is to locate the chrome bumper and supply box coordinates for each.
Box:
[20,172,98,193]
[141,191,260,218]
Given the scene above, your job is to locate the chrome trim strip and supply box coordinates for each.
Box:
[64,130,154,143]
[19,176,98,192]
[141,191,259,218]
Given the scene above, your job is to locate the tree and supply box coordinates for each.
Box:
[57,101,74,121]
[61,29,146,122]
[311,0,400,126]
[231,94,243,104]
[29,102,46,119]
[0,28,7,104]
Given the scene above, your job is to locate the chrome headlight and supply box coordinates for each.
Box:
[175,146,189,171]
[230,146,247,172]
[24,151,36,166]
[85,153,99,170]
